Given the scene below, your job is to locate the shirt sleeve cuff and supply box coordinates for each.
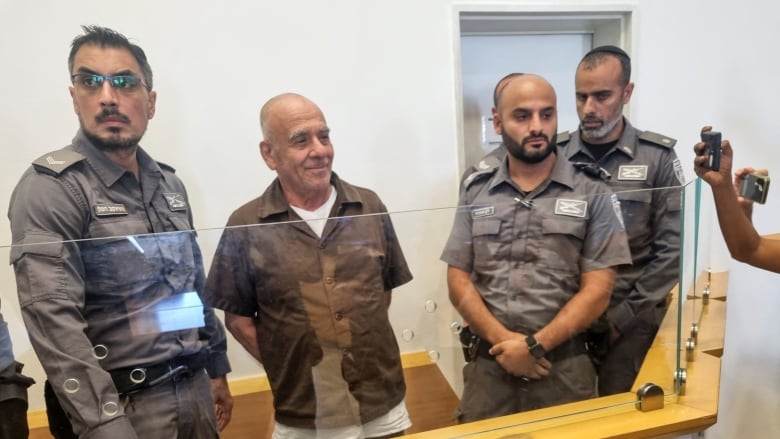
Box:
[206,352,231,378]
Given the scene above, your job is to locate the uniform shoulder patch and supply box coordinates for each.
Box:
[638,130,677,148]
[556,130,571,145]
[32,149,86,176]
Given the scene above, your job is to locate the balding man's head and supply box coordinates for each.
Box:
[495,74,556,114]
[258,93,334,209]
[260,93,325,144]
[493,74,558,164]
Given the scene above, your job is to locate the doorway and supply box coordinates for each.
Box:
[455,9,632,172]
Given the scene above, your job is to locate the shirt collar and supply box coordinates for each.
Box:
[486,150,576,194]
[71,130,161,187]
[255,172,362,220]
[565,118,639,161]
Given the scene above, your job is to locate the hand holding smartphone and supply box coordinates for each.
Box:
[739,173,771,204]
[700,131,722,171]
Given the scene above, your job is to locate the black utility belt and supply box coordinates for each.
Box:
[460,328,587,363]
[109,351,207,396]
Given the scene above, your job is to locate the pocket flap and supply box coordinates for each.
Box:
[9,231,64,264]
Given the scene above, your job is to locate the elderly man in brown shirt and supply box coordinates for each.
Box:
[204,93,413,439]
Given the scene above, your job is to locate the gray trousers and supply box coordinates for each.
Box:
[456,354,597,423]
[46,369,218,439]
[123,368,218,439]
[597,309,663,396]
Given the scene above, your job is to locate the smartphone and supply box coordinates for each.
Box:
[739,173,770,204]
[700,131,722,171]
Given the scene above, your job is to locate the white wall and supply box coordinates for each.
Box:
[0,1,778,437]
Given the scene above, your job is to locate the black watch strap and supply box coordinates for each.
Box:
[525,335,546,359]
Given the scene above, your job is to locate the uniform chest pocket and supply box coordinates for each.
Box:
[616,190,652,234]
[82,218,160,299]
[472,218,503,268]
[167,214,193,232]
[539,218,586,270]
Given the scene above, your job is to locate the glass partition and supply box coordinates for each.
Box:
[0,180,701,437]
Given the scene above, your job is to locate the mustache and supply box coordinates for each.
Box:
[95,108,130,124]
[581,116,603,124]
[521,134,550,146]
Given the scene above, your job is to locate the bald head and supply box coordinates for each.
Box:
[258,93,334,209]
[260,93,326,144]
[495,74,556,113]
[493,74,558,164]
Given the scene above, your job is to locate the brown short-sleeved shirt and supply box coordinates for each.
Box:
[204,174,412,428]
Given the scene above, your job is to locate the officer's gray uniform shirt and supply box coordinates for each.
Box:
[441,153,631,334]
[7,131,229,437]
[559,120,682,332]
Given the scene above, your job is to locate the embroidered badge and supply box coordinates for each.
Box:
[618,165,648,181]
[93,203,128,217]
[472,206,495,218]
[672,158,685,184]
[477,159,491,170]
[554,199,587,218]
[163,193,187,211]
[46,156,66,165]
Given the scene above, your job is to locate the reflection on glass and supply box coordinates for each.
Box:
[0,182,697,436]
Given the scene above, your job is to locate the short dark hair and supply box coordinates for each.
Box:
[579,45,631,86]
[68,25,153,91]
[493,72,524,108]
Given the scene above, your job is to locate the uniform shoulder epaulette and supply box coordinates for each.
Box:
[638,130,676,148]
[157,161,177,173]
[463,158,500,189]
[31,149,86,176]
[556,130,571,145]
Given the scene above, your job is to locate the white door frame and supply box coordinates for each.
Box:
[450,2,637,172]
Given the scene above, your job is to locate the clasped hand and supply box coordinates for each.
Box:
[489,336,552,379]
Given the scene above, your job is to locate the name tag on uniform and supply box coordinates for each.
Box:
[130,291,205,335]
[472,206,495,218]
[617,165,648,181]
[163,193,187,212]
[554,199,587,218]
[93,203,128,217]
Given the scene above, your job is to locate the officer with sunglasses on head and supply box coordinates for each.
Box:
[8,25,232,439]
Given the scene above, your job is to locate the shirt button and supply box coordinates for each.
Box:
[513,262,520,269]
[319,243,326,249]
[325,277,335,285]
[335,312,343,321]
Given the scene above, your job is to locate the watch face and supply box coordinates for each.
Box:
[526,335,546,359]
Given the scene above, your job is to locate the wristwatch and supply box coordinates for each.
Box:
[525,335,546,359]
